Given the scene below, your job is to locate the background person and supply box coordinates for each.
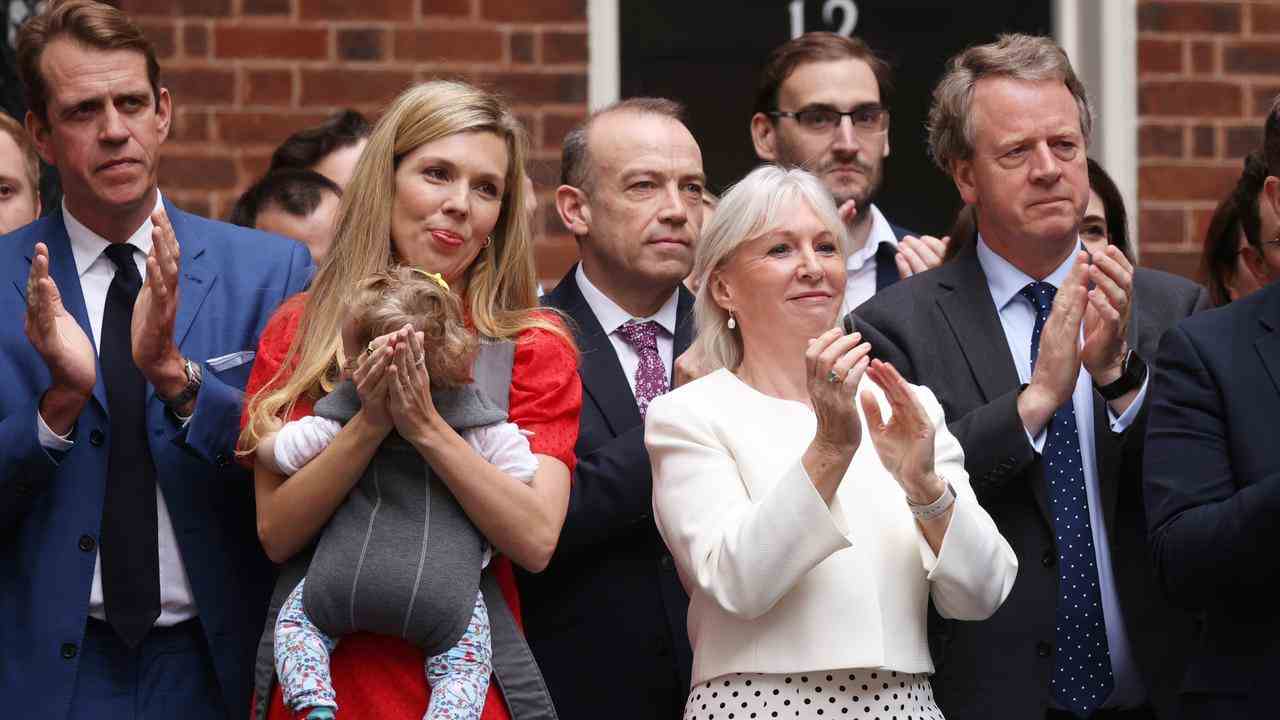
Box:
[647,164,1015,720]
[229,168,342,265]
[269,109,372,190]
[1199,152,1267,306]
[0,110,40,233]
[0,2,312,717]
[239,79,580,720]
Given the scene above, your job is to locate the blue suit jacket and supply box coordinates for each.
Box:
[1144,281,1280,717]
[0,201,312,718]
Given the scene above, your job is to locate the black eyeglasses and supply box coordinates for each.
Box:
[767,105,890,135]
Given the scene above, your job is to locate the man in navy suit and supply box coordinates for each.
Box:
[0,2,311,718]
[517,97,702,720]
[750,32,947,313]
[1142,106,1280,719]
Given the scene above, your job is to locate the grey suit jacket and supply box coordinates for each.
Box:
[846,241,1207,720]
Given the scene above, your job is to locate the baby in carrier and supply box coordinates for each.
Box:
[255,267,537,720]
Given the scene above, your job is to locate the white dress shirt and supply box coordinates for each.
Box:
[36,192,198,626]
[646,369,1017,686]
[839,203,900,317]
[975,236,1149,708]
[575,263,678,396]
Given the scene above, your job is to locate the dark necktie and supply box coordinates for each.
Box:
[874,242,900,291]
[99,243,161,648]
[1020,281,1114,717]
[614,320,668,421]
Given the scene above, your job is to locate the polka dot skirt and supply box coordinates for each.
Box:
[683,669,944,720]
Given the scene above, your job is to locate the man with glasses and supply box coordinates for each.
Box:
[750,31,946,313]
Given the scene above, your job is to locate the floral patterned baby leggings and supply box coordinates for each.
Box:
[275,578,493,719]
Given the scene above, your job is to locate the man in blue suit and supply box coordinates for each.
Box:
[0,2,311,718]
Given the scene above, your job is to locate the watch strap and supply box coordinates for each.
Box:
[161,358,202,408]
[1094,350,1146,401]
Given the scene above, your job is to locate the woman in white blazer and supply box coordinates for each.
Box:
[646,166,1017,720]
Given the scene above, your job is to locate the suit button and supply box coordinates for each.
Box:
[89,429,104,446]
[215,453,229,468]
[1042,550,1056,567]
[60,643,77,659]
[78,535,96,552]
[1036,641,1053,658]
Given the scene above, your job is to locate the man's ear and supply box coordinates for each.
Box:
[154,86,172,144]
[952,158,978,206]
[555,184,591,236]
[750,113,779,162]
[25,110,55,166]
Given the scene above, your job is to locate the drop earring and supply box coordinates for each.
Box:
[727,312,736,330]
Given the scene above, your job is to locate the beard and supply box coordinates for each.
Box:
[773,135,884,219]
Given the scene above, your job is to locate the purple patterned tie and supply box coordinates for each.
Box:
[615,320,668,420]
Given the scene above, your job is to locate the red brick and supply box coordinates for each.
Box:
[1140,124,1184,157]
[120,0,231,16]
[1191,41,1215,74]
[422,0,472,16]
[215,26,329,59]
[300,0,413,20]
[218,112,328,144]
[161,155,238,190]
[1252,2,1280,34]
[542,111,585,151]
[475,72,587,105]
[1139,81,1242,116]
[1137,2,1241,33]
[1191,207,1220,246]
[1192,125,1216,157]
[243,0,292,14]
[338,28,387,61]
[183,23,209,57]
[137,21,176,59]
[543,32,587,65]
[1140,250,1201,281]
[481,0,584,22]
[510,32,536,64]
[1139,164,1240,202]
[1138,39,1181,74]
[243,68,294,106]
[394,28,502,62]
[1139,208,1186,245]
[301,69,414,106]
[169,110,211,142]
[1225,125,1264,158]
[163,68,236,106]
[1250,85,1280,116]
[1223,41,1280,74]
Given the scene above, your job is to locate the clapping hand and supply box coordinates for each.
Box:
[25,242,96,434]
[1081,245,1134,385]
[895,235,950,277]
[806,327,872,452]
[132,209,191,408]
[859,359,944,504]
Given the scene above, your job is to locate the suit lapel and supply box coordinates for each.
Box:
[165,201,217,353]
[1256,289,1280,398]
[544,267,642,437]
[671,285,694,386]
[15,213,110,414]
[934,244,1051,525]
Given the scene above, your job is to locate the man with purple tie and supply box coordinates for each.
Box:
[516,97,704,720]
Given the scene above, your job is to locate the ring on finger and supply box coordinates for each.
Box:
[415,355,426,367]
[826,370,842,384]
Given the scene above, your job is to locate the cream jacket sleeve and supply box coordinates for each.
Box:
[646,389,854,621]
[905,385,1018,621]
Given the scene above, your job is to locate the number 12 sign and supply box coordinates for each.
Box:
[789,0,859,38]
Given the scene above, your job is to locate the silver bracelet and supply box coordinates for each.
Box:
[906,482,956,521]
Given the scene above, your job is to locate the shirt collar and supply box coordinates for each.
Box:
[846,203,899,271]
[575,262,679,337]
[975,232,1077,311]
[62,191,164,278]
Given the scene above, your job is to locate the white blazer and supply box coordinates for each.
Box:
[645,369,1017,688]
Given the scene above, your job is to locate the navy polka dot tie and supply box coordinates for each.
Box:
[615,320,668,421]
[1021,282,1114,718]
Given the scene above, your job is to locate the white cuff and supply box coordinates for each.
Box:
[1107,374,1149,432]
[36,409,74,452]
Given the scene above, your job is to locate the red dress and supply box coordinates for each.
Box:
[242,294,582,720]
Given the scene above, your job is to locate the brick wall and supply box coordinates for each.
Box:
[1138,0,1278,279]
[120,0,588,287]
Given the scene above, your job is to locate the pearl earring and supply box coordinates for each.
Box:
[727,313,736,330]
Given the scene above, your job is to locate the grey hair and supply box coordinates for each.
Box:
[927,33,1092,173]
[559,97,686,190]
[689,164,849,373]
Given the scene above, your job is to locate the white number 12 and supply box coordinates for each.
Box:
[789,0,860,39]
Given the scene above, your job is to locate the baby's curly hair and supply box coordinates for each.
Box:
[344,267,478,390]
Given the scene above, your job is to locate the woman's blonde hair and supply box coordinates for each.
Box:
[344,267,478,390]
[688,164,848,373]
[242,79,569,451]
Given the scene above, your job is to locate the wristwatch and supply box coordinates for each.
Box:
[161,358,203,409]
[1094,349,1146,401]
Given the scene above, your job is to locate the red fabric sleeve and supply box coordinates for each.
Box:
[261,319,581,720]
[239,294,314,469]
